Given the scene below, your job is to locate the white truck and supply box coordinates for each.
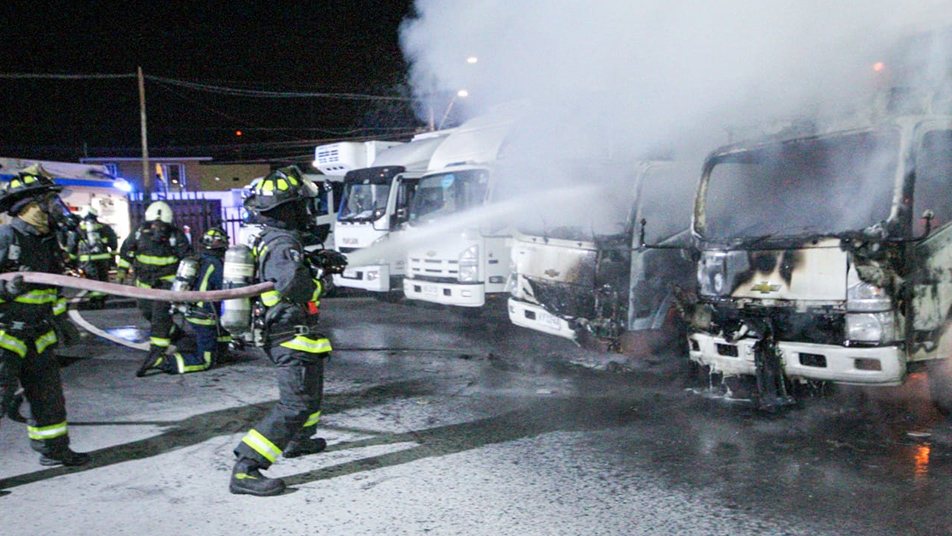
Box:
[333,130,453,297]
[685,101,952,411]
[401,112,516,310]
[507,161,699,353]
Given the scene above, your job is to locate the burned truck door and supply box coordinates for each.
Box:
[625,162,699,351]
[910,126,952,359]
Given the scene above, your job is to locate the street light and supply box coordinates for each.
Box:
[439,89,469,130]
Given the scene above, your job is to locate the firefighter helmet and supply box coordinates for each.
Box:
[78,205,99,219]
[0,165,63,214]
[200,227,229,250]
[251,166,318,213]
[144,201,173,224]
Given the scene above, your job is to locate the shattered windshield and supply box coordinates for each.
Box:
[700,130,899,241]
[338,183,390,222]
[408,170,489,224]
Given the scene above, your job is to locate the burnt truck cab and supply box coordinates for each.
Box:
[687,114,952,409]
[508,161,698,353]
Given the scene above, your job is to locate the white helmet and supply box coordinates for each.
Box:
[145,201,173,223]
[77,205,99,219]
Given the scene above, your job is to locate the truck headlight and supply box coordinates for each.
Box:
[847,282,890,312]
[458,245,478,283]
[697,252,727,296]
[846,311,895,343]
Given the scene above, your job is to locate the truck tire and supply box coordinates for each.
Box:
[927,359,952,415]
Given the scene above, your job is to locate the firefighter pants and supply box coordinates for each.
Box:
[0,327,71,455]
[234,346,325,468]
[82,260,111,305]
[169,321,217,374]
[137,280,175,352]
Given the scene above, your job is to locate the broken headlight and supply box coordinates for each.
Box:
[846,311,896,343]
[846,282,890,312]
[458,245,478,283]
[697,251,728,296]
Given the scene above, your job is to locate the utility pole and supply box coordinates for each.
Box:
[138,66,151,199]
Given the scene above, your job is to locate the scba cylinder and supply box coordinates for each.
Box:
[83,220,103,251]
[221,245,256,334]
[171,257,200,293]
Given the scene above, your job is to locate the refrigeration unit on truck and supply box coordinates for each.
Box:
[239,140,400,249]
[333,130,453,296]
[402,112,516,309]
[508,160,698,354]
[685,109,952,412]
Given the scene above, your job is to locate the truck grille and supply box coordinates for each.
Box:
[408,256,459,279]
[528,278,595,319]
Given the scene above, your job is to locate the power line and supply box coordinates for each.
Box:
[0,73,136,80]
[146,75,412,101]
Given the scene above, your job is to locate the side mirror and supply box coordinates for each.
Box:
[921,209,935,237]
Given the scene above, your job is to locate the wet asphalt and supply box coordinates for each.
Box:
[2,295,952,535]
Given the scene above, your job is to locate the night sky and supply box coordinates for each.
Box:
[0,1,422,164]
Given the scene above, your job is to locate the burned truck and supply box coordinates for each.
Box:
[687,113,952,411]
[508,160,698,354]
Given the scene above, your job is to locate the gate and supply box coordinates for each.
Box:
[128,192,223,254]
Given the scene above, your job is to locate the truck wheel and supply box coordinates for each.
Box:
[927,359,952,415]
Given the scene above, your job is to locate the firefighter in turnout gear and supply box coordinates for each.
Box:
[230,166,346,496]
[0,166,89,466]
[157,227,233,374]
[66,205,118,309]
[117,201,191,377]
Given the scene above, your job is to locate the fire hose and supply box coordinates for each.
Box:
[0,272,274,302]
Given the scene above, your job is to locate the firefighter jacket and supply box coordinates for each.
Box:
[0,218,68,343]
[253,218,331,356]
[66,217,118,267]
[117,220,190,287]
[185,251,225,325]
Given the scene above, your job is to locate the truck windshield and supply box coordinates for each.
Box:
[700,130,899,241]
[338,183,390,222]
[408,170,490,224]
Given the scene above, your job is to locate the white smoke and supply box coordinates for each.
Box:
[401,0,952,159]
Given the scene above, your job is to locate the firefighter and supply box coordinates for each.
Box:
[0,166,89,466]
[116,201,190,377]
[66,205,118,309]
[230,166,346,497]
[152,227,233,374]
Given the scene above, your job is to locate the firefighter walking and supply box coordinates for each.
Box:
[0,166,89,466]
[116,201,190,377]
[229,166,346,496]
[66,205,118,309]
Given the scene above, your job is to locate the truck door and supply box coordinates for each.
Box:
[910,125,952,355]
[628,163,699,332]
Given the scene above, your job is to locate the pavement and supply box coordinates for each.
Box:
[3,296,952,535]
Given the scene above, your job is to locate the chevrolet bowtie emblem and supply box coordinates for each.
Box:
[544,268,561,278]
[426,250,436,257]
[751,281,781,294]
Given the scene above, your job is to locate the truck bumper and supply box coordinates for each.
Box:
[508,298,576,341]
[334,264,392,293]
[404,279,485,307]
[688,333,906,386]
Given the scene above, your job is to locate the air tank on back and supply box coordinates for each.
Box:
[221,245,256,334]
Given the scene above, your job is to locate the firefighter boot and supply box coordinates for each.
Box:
[229,458,286,497]
[39,447,91,467]
[283,437,328,458]
[136,347,167,377]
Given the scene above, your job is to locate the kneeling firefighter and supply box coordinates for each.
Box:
[227,166,347,497]
[146,227,233,374]
[117,201,190,377]
[0,166,89,466]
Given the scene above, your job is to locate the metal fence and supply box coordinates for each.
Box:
[128,192,223,254]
